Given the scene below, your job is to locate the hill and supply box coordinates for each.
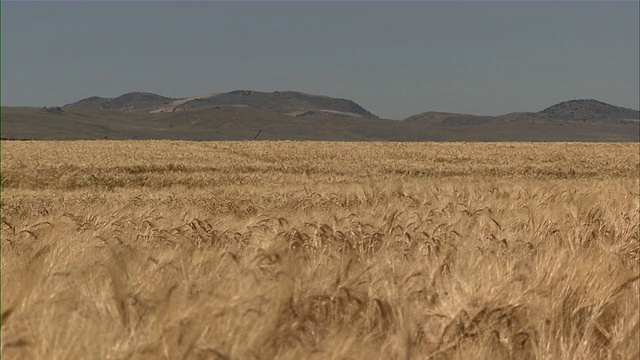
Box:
[2,94,638,141]
[65,92,177,113]
[64,90,378,119]
[534,99,640,121]
[403,112,495,126]
[403,99,639,125]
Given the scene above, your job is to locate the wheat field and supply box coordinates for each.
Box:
[1,141,639,360]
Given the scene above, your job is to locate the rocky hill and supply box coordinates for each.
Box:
[64,90,378,118]
[403,112,495,125]
[3,96,637,142]
[534,99,639,121]
[402,99,639,124]
[65,92,177,113]
[174,91,378,118]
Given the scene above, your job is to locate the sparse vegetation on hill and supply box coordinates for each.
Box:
[403,112,495,126]
[63,90,378,118]
[2,92,638,141]
[65,92,177,113]
[402,99,639,125]
[535,99,640,121]
[174,91,378,118]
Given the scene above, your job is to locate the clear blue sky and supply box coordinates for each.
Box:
[2,1,638,119]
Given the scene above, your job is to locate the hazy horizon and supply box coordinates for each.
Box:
[2,1,639,119]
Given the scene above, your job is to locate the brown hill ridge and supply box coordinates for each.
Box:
[535,99,640,121]
[3,94,638,141]
[65,90,378,119]
[402,112,494,125]
[403,99,639,125]
[67,92,177,113]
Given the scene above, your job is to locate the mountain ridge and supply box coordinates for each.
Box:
[64,90,378,119]
[3,92,638,141]
[64,91,639,123]
[535,99,639,121]
[403,99,639,125]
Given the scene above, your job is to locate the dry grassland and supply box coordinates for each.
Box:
[1,141,639,359]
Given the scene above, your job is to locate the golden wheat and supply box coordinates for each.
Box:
[1,141,638,359]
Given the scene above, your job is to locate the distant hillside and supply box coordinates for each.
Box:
[3,96,638,142]
[534,99,640,121]
[64,90,378,119]
[174,91,378,118]
[65,92,176,112]
[2,104,638,142]
[402,99,639,125]
[403,112,495,125]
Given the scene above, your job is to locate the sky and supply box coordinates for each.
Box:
[1,1,639,120]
